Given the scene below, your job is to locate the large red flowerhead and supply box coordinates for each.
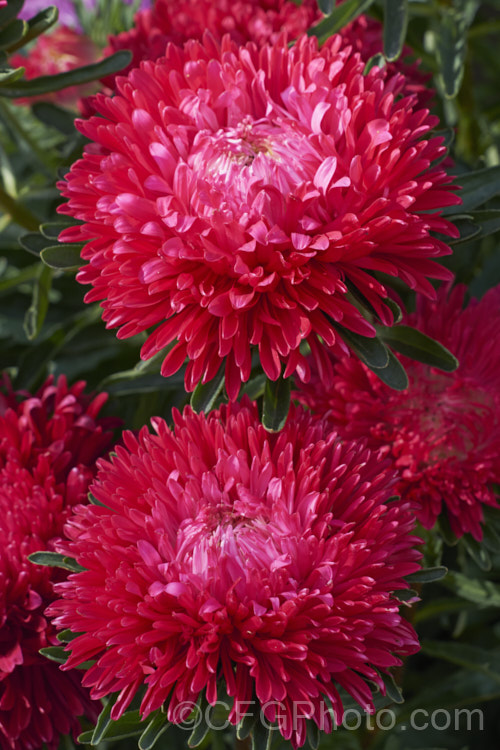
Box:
[296,285,500,541]
[49,400,421,747]
[0,376,117,749]
[59,33,459,399]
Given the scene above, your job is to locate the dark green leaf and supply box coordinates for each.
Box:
[377,324,458,372]
[237,709,258,740]
[7,7,58,53]
[24,264,52,340]
[383,0,409,61]
[240,373,266,401]
[190,365,225,414]
[406,566,448,584]
[262,375,291,433]
[19,232,49,256]
[363,53,386,75]
[41,243,84,270]
[32,101,75,135]
[443,165,500,215]
[337,327,389,369]
[448,216,481,244]
[39,221,78,240]
[316,0,335,13]
[461,534,492,571]
[57,629,81,643]
[251,720,273,750]
[0,1,24,28]
[393,588,418,602]
[371,348,409,391]
[438,513,460,546]
[91,698,115,745]
[28,551,85,572]
[421,641,500,685]
[188,695,210,748]
[306,720,320,750]
[308,0,376,45]
[444,571,500,607]
[39,646,68,664]
[0,19,26,51]
[0,50,132,98]
[78,710,143,744]
[464,209,500,240]
[435,0,479,98]
[138,712,169,750]
[382,673,404,704]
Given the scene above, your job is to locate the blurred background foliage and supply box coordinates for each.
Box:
[1,1,500,749]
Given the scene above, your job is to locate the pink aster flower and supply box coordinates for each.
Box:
[10,26,99,109]
[0,376,118,750]
[58,33,459,399]
[49,400,421,747]
[296,285,500,541]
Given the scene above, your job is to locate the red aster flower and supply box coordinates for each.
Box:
[49,400,421,747]
[296,285,500,541]
[58,33,459,399]
[0,376,117,750]
[10,26,99,109]
[101,0,321,85]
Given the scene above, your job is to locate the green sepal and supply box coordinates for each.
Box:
[262,375,291,433]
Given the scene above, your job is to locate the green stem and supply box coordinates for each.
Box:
[0,185,40,230]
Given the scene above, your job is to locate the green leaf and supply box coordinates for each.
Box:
[316,0,335,13]
[57,629,81,643]
[7,7,58,53]
[188,695,210,748]
[190,365,225,414]
[262,375,291,433]
[78,710,143,744]
[382,673,404,704]
[32,101,76,135]
[0,66,25,84]
[92,698,116,745]
[420,641,500,685]
[138,712,170,750]
[251,720,273,750]
[41,243,84,270]
[306,720,320,750]
[377,325,458,372]
[240,373,266,401]
[0,19,26,51]
[28,551,86,572]
[444,571,500,607]
[371,348,409,391]
[406,566,448,584]
[393,588,418,602]
[462,209,500,241]
[39,221,78,240]
[237,707,258,740]
[39,646,68,664]
[337,327,389,369]
[461,534,492,571]
[435,0,479,98]
[24,264,52,340]
[0,50,132,98]
[363,52,386,75]
[383,0,409,61]
[308,0,376,45]
[443,165,500,215]
[19,232,49,256]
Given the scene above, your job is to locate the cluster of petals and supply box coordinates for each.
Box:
[10,26,99,109]
[59,32,459,397]
[0,376,117,749]
[49,400,421,747]
[296,285,500,541]
[101,0,321,84]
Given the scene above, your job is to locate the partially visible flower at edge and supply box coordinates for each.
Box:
[0,375,118,750]
[295,284,500,541]
[48,399,421,748]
